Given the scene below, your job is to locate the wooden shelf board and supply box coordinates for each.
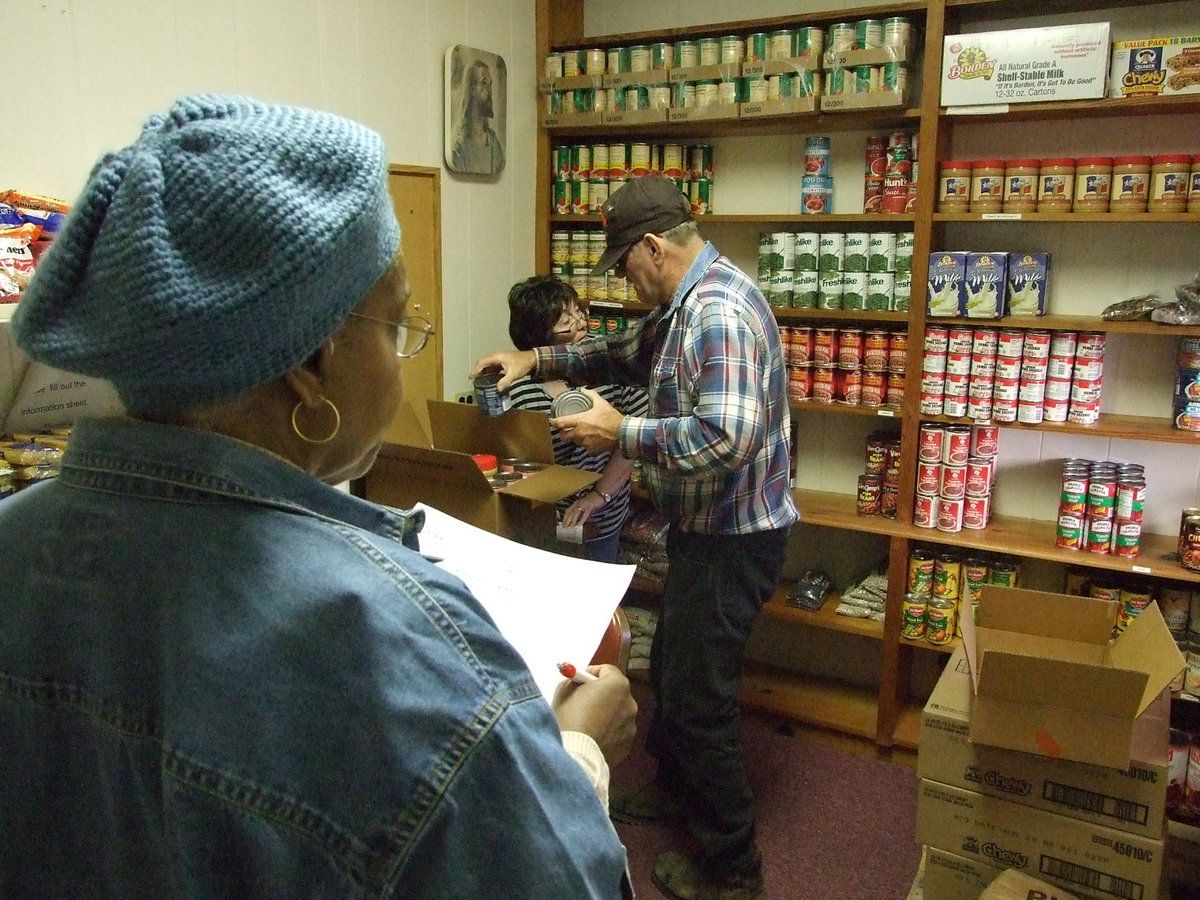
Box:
[544,107,921,141]
[793,489,908,537]
[553,213,915,226]
[791,401,905,419]
[891,701,924,750]
[934,210,1200,224]
[939,93,1200,123]
[762,590,886,641]
[740,663,879,740]
[777,308,909,324]
[898,634,960,655]
[924,315,1200,336]
[919,412,1200,444]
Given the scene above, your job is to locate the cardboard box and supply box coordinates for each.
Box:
[982,868,1081,900]
[928,251,967,316]
[1109,35,1200,99]
[1005,252,1050,317]
[959,586,1185,770]
[964,252,1008,318]
[920,646,1170,838]
[923,846,1005,900]
[941,23,1110,107]
[917,780,1164,900]
[362,400,598,547]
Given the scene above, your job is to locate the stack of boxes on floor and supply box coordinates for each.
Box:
[915,585,1185,900]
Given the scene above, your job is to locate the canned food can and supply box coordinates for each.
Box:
[787,366,812,402]
[856,474,883,515]
[842,272,867,310]
[863,330,890,370]
[839,368,863,405]
[854,65,880,94]
[937,498,965,533]
[802,176,833,215]
[768,30,793,61]
[901,594,928,639]
[811,366,835,403]
[698,37,721,66]
[817,273,843,308]
[745,32,768,62]
[918,422,944,462]
[939,464,966,500]
[925,597,957,645]
[828,22,855,53]
[825,67,850,96]
[933,552,962,599]
[792,270,819,309]
[913,492,938,528]
[838,328,864,367]
[969,423,999,458]
[965,457,993,496]
[1086,516,1114,554]
[963,495,990,529]
[942,424,971,465]
[1182,515,1200,572]
[882,62,909,93]
[861,371,885,407]
[719,35,744,65]
[473,368,512,416]
[675,40,698,68]
[813,327,839,366]
[795,27,824,57]
[1112,521,1142,558]
[855,18,883,50]
[650,42,673,70]
[908,550,935,594]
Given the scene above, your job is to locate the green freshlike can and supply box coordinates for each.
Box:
[792,271,819,309]
[746,32,768,62]
[793,27,824,58]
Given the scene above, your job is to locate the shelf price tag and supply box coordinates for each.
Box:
[876,409,895,417]
[1131,565,1152,574]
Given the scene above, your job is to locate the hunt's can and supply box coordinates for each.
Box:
[901,593,927,639]
[908,549,935,595]
[925,597,957,645]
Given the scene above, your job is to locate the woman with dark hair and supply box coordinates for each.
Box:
[505,275,647,563]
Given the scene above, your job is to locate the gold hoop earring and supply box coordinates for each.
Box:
[291,397,341,444]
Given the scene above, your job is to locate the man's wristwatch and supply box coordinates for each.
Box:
[593,488,612,504]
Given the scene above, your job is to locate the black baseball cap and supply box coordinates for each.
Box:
[591,175,693,276]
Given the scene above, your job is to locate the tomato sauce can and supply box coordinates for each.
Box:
[1086,516,1114,554]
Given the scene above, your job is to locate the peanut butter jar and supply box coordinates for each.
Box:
[1149,154,1190,213]
[1110,155,1152,212]
[1073,156,1112,212]
[1037,157,1074,212]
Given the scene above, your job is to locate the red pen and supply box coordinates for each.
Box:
[557,661,598,683]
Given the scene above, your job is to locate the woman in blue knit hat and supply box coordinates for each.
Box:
[0,94,635,898]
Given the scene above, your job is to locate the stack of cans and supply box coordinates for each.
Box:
[1056,458,1145,556]
[759,229,911,310]
[1174,336,1200,432]
[801,136,833,214]
[551,142,715,216]
[856,431,902,518]
[914,421,998,533]
[823,18,912,103]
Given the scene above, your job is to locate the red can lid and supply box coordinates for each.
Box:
[1040,157,1075,168]
[1075,156,1113,167]
[472,453,498,472]
[1006,158,1041,168]
[972,158,1005,169]
[1194,154,1200,163]
[941,160,972,170]
[1151,154,1192,165]
[1113,155,1152,166]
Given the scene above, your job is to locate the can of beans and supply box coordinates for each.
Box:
[787,366,811,402]
[942,424,972,465]
[888,332,908,373]
[886,372,906,407]
[939,465,967,500]
[811,366,835,403]
[856,474,883,515]
[862,371,885,407]
[969,422,999,458]
[839,328,864,367]
[864,329,890,370]
[918,422,945,462]
[791,327,814,365]
[937,497,965,533]
[1181,515,1200,572]
[963,495,990,529]
[813,327,839,365]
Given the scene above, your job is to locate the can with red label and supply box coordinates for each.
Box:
[972,328,999,355]
[1112,520,1141,558]
[1087,473,1116,519]
[991,397,1018,422]
[1181,515,1200,572]
[1116,479,1145,522]
[1074,357,1104,382]
[813,328,838,365]
[1047,356,1074,381]
[839,328,864,367]
[923,350,948,375]
[856,474,883,515]
[918,423,945,462]
[920,390,945,416]
[862,371,885,407]
[1017,400,1045,425]
[1043,398,1070,422]
[963,495,990,529]
[939,465,966,500]
[1045,375,1072,400]
[1071,377,1103,404]
[966,393,994,422]
[1068,398,1101,425]
[1050,330,1078,358]
[811,366,835,403]
[965,457,993,496]
[791,327,813,366]
[997,329,1024,358]
[886,372,906,407]
[1086,516,1113,554]
[787,366,811,402]
[864,329,889,370]
[1022,330,1052,359]
[881,483,898,518]
[839,368,863,405]
[864,433,889,475]
[925,325,949,354]
[936,497,964,533]
[914,494,937,528]
[942,424,971,465]
[970,422,999,458]
[916,461,941,495]
[948,326,974,355]
[969,353,996,379]
[888,332,908,373]
[1056,513,1084,549]
[1076,331,1106,360]
[945,351,971,376]
[1020,357,1050,382]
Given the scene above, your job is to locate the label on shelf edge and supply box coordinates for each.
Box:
[945,104,1010,115]
[876,409,895,417]
[981,213,1023,220]
[1131,565,1152,574]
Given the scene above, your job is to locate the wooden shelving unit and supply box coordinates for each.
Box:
[535,0,1199,752]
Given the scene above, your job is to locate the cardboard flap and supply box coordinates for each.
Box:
[1109,601,1188,715]
[384,401,433,448]
[500,466,598,502]
[977,650,1146,717]
[978,586,1117,643]
[427,400,556,464]
[969,693,1136,769]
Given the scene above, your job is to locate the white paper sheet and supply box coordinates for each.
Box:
[415,503,635,703]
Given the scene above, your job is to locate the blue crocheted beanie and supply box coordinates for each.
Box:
[13,94,401,414]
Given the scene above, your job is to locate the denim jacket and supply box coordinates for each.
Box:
[0,417,628,898]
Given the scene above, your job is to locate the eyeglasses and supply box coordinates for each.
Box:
[614,240,642,279]
[552,306,586,337]
[348,311,435,358]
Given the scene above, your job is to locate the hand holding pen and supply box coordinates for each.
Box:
[550,662,638,766]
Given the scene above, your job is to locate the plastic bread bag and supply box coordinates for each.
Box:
[1149,274,1200,325]
[1100,293,1169,321]
[785,569,833,611]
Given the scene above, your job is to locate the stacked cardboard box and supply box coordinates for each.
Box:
[916,587,1184,900]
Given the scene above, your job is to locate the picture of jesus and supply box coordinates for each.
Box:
[445,46,507,176]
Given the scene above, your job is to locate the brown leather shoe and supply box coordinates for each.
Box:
[651,850,764,900]
[609,781,683,825]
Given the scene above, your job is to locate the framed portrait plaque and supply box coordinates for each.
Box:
[445,45,507,176]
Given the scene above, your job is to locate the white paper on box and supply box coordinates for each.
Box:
[941,23,1111,107]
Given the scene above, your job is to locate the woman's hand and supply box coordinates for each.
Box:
[552,664,638,767]
[562,489,606,529]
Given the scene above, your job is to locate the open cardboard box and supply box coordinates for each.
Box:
[959,585,1185,770]
[361,400,598,548]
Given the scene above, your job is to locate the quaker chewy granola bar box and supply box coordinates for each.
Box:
[1109,35,1200,98]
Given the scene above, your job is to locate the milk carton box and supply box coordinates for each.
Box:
[927,251,968,317]
[1005,252,1050,316]
[964,252,1007,318]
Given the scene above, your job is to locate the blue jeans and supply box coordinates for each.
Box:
[647,525,790,875]
[581,530,622,564]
